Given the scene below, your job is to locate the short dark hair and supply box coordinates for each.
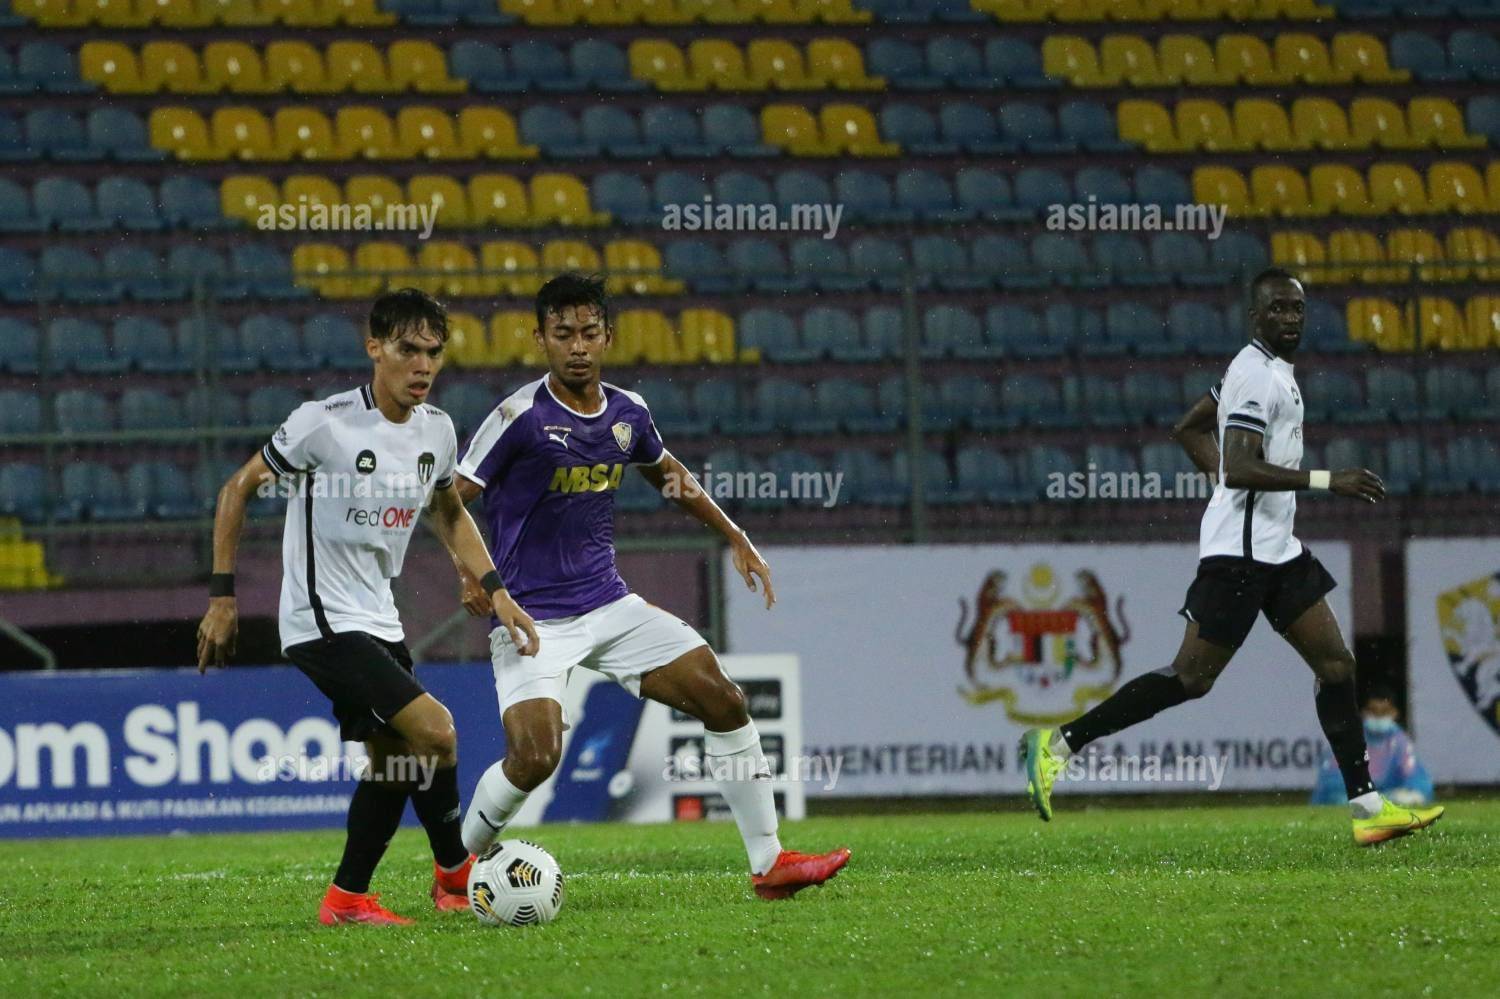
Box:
[535,272,609,332]
[1362,684,1397,706]
[369,287,449,343]
[1249,267,1301,307]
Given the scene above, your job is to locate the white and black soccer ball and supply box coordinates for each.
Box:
[467,840,564,927]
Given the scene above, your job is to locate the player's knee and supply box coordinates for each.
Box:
[506,743,561,792]
[1178,672,1215,699]
[407,720,458,768]
[698,677,749,731]
[1315,652,1356,687]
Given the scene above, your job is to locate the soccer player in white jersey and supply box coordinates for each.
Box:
[1018,269,1445,846]
[446,273,850,899]
[196,289,540,924]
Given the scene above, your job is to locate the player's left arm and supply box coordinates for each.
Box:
[427,482,540,654]
[638,451,776,610]
[1170,391,1221,477]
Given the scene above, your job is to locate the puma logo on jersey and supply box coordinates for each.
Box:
[544,425,574,450]
[549,464,626,493]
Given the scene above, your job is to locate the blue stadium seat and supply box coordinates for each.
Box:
[714,170,773,208]
[801,306,873,362]
[1003,374,1072,428]
[592,172,654,226]
[615,464,665,512]
[519,107,596,157]
[1021,446,1079,499]
[1152,233,1218,287]
[1381,437,1422,496]
[1181,369,1219,402]
[1304,299,1353,353]
[972,234,1039,289]
[813,378,879,433]
[581,105,656,158]
[126,461,200,519]
[835,170,912,224]
[160,176,229,229]
[439,0,514,24]
[691,378,741,435]
[1072,375,1125,428]
[231,244,307,299]
[938,374,1006,431]
[999,102,1075,154]
[862,305,906,361]
[115,316,187,374]
[923,304,983,358]
[1305,370,1368,424]
[1450,30,1500,82]
[87,108,163,162]
[1168,302,1225,356]
[703,104,776,157]
[896,169,972,223]
[1365,368,1419,422]
[1325,436,1367,473]
[1467,95,1500,143]
[1135,166,1192,207]
[0,47,27,95]
[55,388,114,433]
[849,236,914,292]
[0,178,40,232]
[1390,31,1464,82]
[728,238,806,294]
[572,39,647,92]
[790,238,862,293]
[177,316,256,373]
[1031,233,1098,288]
[25,109,98,161]
[0,247,35,303]
[1047,302,1102,356]
[1122,372,1182,425]
[511,41,585,92]
[981,304,1039,359]
[0,112,31,161]
[1074,166,1133,205]
[383,0,456,24]
[120,389,184,431]
[450,41,522,92]
[18,42,92,95]
[755,378,832,434]
[766,450,830,508]
[940,103,1013,155]
[1106,302,1168,355]
[1014,167,1071,214]
[893,450,956,505]
[664,239,735,294]
[984,37,1056,89]
[1210,231,1269,279]
[107,246,181,302]
[957,447,1025,504]
[1095,234,1160,288]
[34,177,105,231]
[630,377,705,436]
[956,169,1027,222]
[925,37,993,90]
[867,39,942,90]
[739,308,813,362]
[913,235,984,292]
[1422,366,1482,420]
[880,104,955,156]
[0,464,46,523]
[41,247,116,303]
[1059,99,1131,153]
[0,317,40,373]
[186,386,245,428]
[168,245,244,300]
[774,170,834,215]
[0,389,41,435]
[654,170,711,210]
[834,448,904,506]
[97,177,163,230]
[1141,441,1198,485]
[1085,444,1140,484]
[441,381,498,437]
[641,106,713,157]
[242,315,311,372]
[305,313,364,370]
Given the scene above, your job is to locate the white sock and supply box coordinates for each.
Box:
[704,721,783,875]
[1350,790,1384,819]
[462,760,529,855]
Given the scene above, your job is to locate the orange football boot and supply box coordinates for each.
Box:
[751,847,851,900]
[432,856,474,912]
[318,884,415,926]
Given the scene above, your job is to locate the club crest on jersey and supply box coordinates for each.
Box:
[355,449,377,475]
[417,451,435,484]
[612,422,633,453]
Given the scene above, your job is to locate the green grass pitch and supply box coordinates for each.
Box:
[2,799,1497,997]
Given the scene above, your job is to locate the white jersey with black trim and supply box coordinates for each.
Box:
[261,384,458,651]
[1198,339,1306,564]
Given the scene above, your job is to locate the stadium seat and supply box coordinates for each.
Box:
[705,103,777,156]
[880,103,954,155]
[398,106,465,160]
[27,108,100,162]
[1331,32,1410,84]
[512,40,584,92]
[19,41,92,94]
[54,389,115,433]
[574,38,648,92]
[806,38,883,89]
[1059,99,1130,152]
[850,235,914,291]
[837,171,911,224]
[1000,101,1075,153]
[41,248,118,304]
[641,105,713,157]
[0,390,42,435]
[940,103,1014,155]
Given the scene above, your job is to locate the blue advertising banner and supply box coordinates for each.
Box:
[0,663,517,839]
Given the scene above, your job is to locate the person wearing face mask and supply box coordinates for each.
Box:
[1311,686,1435,807]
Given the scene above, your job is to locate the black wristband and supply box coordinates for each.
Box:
[209,573,235,598]
[480,570,504,596]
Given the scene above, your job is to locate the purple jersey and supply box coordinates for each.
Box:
[456,377,665,620]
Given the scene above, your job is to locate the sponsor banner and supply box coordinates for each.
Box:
[0,655,800,838]
[726,543,1351,797]
[1406,539,1500,785]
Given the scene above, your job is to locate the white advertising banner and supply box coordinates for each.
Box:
[726,543,1353,797]
[1405,539,1500,785]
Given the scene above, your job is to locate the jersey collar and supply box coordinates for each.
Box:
[544,378,608,419]
[1250,337,1293,371]
[360,384,375,409]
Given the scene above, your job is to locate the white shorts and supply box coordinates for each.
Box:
[489,593,708,715]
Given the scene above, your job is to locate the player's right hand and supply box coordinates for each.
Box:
[1331,468,1385,503]
[458,570,490,617]
[196,598,238,674]
[493,591,540,657]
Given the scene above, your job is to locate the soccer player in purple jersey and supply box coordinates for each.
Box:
[445,273,849,899]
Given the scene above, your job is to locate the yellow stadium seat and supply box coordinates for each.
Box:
[1351,97,1422,151]
[13,0,87,25]
[444,311,490,367]
[1290,97,1353,152]
[153,0,215,27]
[1215,34,1290,85]
[805,38,883,90]
[1309,164,1373,216]
[1157,35,1225,86]
[761,103,831,155]
[1387,228,1449,283]
[491,310,546,365]
[265,41,335,94]
[203,0,275,24]
[458,108,539,160]
[747,39,817,90]
[93,0,152,29]
[389,40,467,94]
[1428,163,1489,215]
[605,240,684,296]
[1330,32,1409,84]
[221,174,280,223]
[741,0,807,23]
[1368,163,1428,215]
[414,242,482,297]
[337,107,401,159]
[1042,36,1109,87]
[353,242,415,295]
[150,107,220,160]
[273,107,339,160]
[1176,99,1250,152]
[1192,166,1255,217]
[1260,0,1334,18]
[1107,0,1179,17]
[1099,35,1162,87]
[1273,34,1349,85]
[1327,229,1389,283]
[576,0,638,25]
[1270,231,1327,284]
[409,175,469,228]
[629,39,696,91]
[1408,97,1486,151]
[1250,165,1313,217]
[397,107,463,159]
[678,0,752,21]
[283,174,343,215]
[1446,228,1500,282]
[331,0,397,24]
[483,244,544,299]
[345,174,405,218]
[325,41,393,93]
[1408,297,1466,350]
[204,42,276,94]
[1489,164,1500,212]
[1465,297,1500,347]
[79,42,149,95]
[688,39,756,90]
[1345,297,1407,350]
[611,310,659,364]
[638,0,695,25]
[212,107,277,160]
[820,104,900,156]
[531,173,610,225]
[469,174,531,227]
[1234,98,1300,152]
[681,309,740,363]
[502,0,581,24]
[262,0,332,25]
[795,0,870,22]
[1117,99,1189,153]
[542,239,604,276]
[292,242,355,297]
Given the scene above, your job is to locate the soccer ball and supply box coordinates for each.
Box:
[467,840,564,927]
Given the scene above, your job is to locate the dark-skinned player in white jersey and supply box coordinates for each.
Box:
[1019,268,1444,846]
[196,288,540,924]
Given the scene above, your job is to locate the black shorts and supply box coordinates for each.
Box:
[1179,548,1337,650]
[286,632,427,742]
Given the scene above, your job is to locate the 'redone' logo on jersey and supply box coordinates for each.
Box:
[548,463,627,494]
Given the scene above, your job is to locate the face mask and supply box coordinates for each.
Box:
[1364,716,1398,735]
